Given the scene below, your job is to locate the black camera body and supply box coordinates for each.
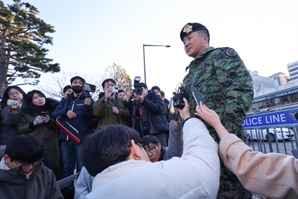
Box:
[83,83,96,93]
[133,76,143,95]
[172,86,189,109]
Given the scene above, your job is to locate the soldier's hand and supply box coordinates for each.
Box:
[67,110,77,119]
[84,98,91,106]
[112,107,119,114]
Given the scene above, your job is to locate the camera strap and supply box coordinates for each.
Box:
[138,106,143,117]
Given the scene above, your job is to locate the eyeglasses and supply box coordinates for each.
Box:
[14,159,41,169]
[145,145,158,154]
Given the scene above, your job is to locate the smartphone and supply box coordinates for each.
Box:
[7,99,21,106]
[39,111,49,116]
[192,91,205,105]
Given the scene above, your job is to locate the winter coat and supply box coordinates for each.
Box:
[0,106,22,145]
[51,92,94,142]
[17,98,60,169]
[141,90,169,133]
[93,95,131,128]
[86,118,220,199]
[0,161,63,199]
[220,134,298,198]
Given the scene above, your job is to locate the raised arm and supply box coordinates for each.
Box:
[195,102,298,198]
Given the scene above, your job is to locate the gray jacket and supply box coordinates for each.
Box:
[160,120,183,161]
[0,162,64,199]
[0,106,22,145]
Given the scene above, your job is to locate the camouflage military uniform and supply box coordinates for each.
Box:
[183,46,254,199]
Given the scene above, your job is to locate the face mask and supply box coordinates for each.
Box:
[72,86,83,94]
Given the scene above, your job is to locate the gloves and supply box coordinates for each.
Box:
[43,116,51,123]
[33,116,44,126]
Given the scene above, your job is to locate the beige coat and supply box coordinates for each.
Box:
[219,134,298,199]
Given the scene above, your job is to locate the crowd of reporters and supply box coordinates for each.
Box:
[0,75,297,199]
[0,75,176,198]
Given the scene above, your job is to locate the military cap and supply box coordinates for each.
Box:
[180,22,209,41]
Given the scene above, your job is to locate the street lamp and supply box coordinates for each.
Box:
[143,44,171,84]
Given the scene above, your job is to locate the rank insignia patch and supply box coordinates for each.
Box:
[183,24,193,34]
[225,48,237,57]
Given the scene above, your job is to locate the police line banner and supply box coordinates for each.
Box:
[242,108,298,129]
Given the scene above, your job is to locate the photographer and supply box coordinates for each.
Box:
[130,82,169,147]
[51,76,94,179]
[93,78,131,128]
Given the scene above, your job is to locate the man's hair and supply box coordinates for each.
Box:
[151,86,161,92]
[70,76,86,84]
[63,85,72,93]
[118,89,126,94]
[101,78,116,88]
[160,91,165,97]
[5,135,44,164]
[138,82,147,89]
[197,30,210,44]
[141,135,160,148]
[80,124,142,176]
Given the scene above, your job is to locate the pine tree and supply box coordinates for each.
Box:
[0,0,60,95]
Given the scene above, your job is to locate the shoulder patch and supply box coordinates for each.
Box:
[225,48,237,57]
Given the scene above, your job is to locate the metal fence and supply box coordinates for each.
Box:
[244,125,298,156]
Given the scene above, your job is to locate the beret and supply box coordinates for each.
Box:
[180,22,209,41]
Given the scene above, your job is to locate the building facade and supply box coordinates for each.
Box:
[287,60,298,81]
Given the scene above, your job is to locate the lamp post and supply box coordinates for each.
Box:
[143,44,170,84]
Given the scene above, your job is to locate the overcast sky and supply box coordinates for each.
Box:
[4,0,298,98]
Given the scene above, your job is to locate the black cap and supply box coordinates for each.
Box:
[63,85,72,93]
[180,22,209,41]
[70,76,85,84]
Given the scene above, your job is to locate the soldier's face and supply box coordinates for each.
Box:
[183,32,207,58]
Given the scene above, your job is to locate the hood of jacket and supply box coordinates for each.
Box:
[21,98,59,116]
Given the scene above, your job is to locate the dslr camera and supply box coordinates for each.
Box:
[172,85,189,109]
[133,76,143,95]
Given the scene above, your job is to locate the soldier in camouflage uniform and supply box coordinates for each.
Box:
[180,22,254,199]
